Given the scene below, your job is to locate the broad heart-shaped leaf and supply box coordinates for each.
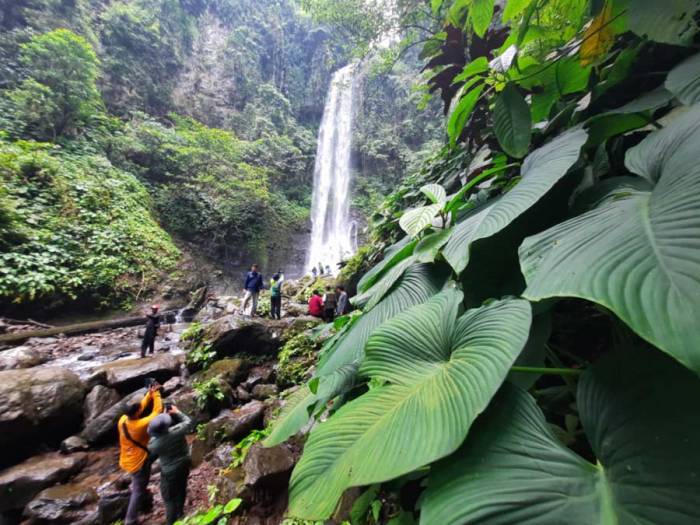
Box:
[443,128,587,274]
[317,264,449,377]
[420,183,446,205]
[666,52,700,105]
[351,255,417,310]
[288,290,532,519]
[628,0,699,46]
[414,229,452,263]
[493,83,531,158]
[399,204,441,237]
[357,237,415,293]
[521,105,700,373]
[421,346,700,525]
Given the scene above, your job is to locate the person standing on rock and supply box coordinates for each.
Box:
[270,271,284,320]
[241,264,264,316]
[336,286,349,316]
[141,304,161,358]
[119,382,163,525]
[148,405,192,525]
[322,285,337,322]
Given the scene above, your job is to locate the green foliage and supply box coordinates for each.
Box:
[271,0,700,522]
[277,332,320,387]
[0,137,179,308]
[193,377,226,410]
[1,29,101,140]
[228,428,271,469]
[173,498,242,525]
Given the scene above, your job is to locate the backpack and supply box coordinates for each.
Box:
[270,279,282,297]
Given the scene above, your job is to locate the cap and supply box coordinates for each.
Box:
[148,413,172,436]
[151,304,160,310]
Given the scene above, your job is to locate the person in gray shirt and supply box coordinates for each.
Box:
[335,286,349,316]
[148,406,192,525]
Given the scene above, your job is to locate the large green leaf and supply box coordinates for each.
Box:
[447,83,484,146]
[351,255,418,310]
[469,0,494,37]
[288,291,532,519]
[493,83,531,158]
[627,0,699,46]
[357,237,414,293]
[666,52,700,106]
[502,0,532,22]
[443,128,587,274]
[399,204,441,237]
[415,229,452,263]
[420,183,447,204]
[317,264,449,377]
[421,346,700,524]
[521,104,700,373]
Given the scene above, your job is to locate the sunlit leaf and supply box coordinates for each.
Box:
[399,204,441,237]
[469,0,494,37]
[580,3,614,66]
[666,52,700,105]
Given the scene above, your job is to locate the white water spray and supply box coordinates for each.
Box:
[306,64,358,274]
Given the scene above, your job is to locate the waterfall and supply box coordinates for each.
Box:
[306,64,357,274]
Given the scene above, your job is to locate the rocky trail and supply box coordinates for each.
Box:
[0,277,333,525]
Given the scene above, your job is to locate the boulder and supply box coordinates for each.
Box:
[209,443,236,470]
[244,365,274,388]
[95,353,183,392]
[97,491,129,525]
[191,358,250,388]
[83,385,121,424]
[80,389,147,445]
[214,467,252,506]
[23,482,97,523]
[252,383,278,400]
[162,376,185,396]
[203,315,285,358]
[60,435,90,454]
[0,367,86,466]
[243,443,296,488]
[180,286,208,322]
[165,387,210,425]
[0,452,87,511]
[0,345,47,370]
[191,401,265,467]
[235,385,252,402]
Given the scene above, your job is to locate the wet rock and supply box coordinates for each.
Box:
[235,385,252,402]
[0,452,87,511]
[214,466,252,506]
[60,435,90,454]
[23,482,97,523]
[83,385,121,424]
[243,443,295,488]
[252,383,278,400]
[191,401,265,467]
[0,345,47,370]
[76,345,100,362]
[244,365,274,388]
[210,443,236,469]
[81,389,147,445]
[180,286,208,322]
[263,398,284,428]
[97,491,129,525]
[165,388,210,425]
[203,315,284,358]
[191,358,250,388]
[96,353,183,392]
[162,376,185,396]
[0,367,86,466]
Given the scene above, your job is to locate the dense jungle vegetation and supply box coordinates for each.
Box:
[0,0,439,313]
[263,0,700,523]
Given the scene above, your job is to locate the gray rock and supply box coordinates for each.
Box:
[191,358,250,387]
[190,401,265,467]
[97,491,129,525]
[244,365,274,388]
[0,367,86,465]
[210,443,236,469]
[251,383,278,400]
[23,482,97,523]
[162,376,185,396]
[165,388,210,425]
[83,385,121,424]
[60,435,90,454]
[0,345,47,370]
[202,315,284,358]
[235,385,252,402]
[95,353,183,392]
[243,443,295,488]
[80,389,147,445]
[0,452,87,511]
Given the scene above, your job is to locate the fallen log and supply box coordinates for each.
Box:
[0,309,181,346]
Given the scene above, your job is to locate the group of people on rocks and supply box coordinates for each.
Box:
[307,285,348,322]
[311,261,332,277]
[118,380,191,525]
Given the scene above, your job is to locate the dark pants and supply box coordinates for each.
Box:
[161,465,190,525]
[141,333,155,357]
[324,309,335,323]
[270,296,281,319]
[125,461,152,525]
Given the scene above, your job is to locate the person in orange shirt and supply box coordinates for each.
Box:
[118,382,163,525]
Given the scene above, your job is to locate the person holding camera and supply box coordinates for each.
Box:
[118,380,163,525]
[148,404,192,525]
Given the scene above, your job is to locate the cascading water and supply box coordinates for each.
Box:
[306,64,358,274]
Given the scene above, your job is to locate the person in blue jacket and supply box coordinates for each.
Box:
[241,264,264,316]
